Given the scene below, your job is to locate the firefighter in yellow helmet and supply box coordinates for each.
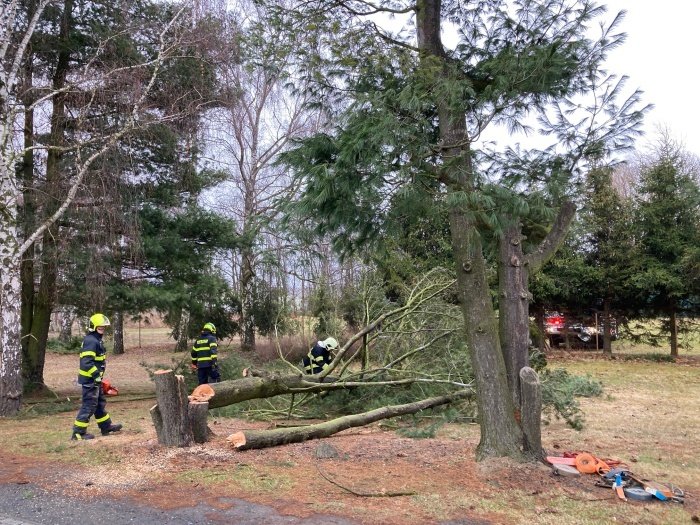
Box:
[302,336,339,375]
[71,313,122,440]
[190,322,221,385]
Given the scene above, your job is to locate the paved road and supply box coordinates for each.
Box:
[0,482,357,525]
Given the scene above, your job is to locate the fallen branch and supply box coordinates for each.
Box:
[226,390,472,450]
[315,464,416,497]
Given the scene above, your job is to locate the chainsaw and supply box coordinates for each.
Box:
[101,378,119,396]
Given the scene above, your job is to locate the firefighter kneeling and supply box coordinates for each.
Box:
[302,337,339,375]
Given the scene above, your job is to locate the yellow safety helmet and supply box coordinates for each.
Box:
[88,313,111,332]
[203,322,216,334]
[323,337,338,351]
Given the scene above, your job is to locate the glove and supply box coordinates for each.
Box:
[95,376,102,383]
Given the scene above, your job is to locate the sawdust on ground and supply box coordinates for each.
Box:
[3,407,563,525]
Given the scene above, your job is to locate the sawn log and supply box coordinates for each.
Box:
[227,390,473,450]
[189,374,327,408]
[190,369,390,409]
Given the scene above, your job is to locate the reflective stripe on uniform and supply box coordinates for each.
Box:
[95,414,110,424]
[79,366,98,377]
[192,336,217,364]
[73,420,89,428]
[304,348,331,374]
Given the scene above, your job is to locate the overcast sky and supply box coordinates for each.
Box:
[602,1,699,155]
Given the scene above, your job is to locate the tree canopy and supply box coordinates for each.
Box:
[272,0,648,460]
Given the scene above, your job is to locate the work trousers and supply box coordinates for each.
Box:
[197,366,221,385]
[73,383,112,434]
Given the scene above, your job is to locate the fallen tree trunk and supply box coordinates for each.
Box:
[227,390,473,451]
[190,374,319,409]
[190,369,426,409]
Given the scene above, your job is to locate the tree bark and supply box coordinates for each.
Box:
[602,300,612,355]
[151,370,193,447]
[524,203,577,274]
[669,307,678,358]
[174,309,189,353]
[500,202,576,407]
[23,0,74,392]
[240,242,256,352]
[227,390,471,451]
[450,211,522,459]
[20,39,36,384]
[0,234,23,415]
[189,401,212,444]
[416,0,523,460]
[498,221,529,408]
[519,367,542,460]
[58,306,75,343]
[113,311,125,355]
[532,306,546,352]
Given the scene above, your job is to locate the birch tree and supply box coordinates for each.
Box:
[0,0,189,415]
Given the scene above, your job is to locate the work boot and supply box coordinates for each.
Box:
[71,432,95,441]
[101,423,123,436]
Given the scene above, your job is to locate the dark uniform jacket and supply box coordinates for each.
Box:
[303,342,332,374]
[191,332,218,369]
[78,331,106,385]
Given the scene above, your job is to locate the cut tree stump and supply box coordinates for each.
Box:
[227,390,472,450]
[519,366,543,459]
[189,401,213,444]
[150,369,194,447]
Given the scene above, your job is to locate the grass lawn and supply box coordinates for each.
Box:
[2,328,698,524]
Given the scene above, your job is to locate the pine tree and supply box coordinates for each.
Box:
[632,140,700,355]
[1,0,197,414]
[578,165,636,353]
[271,0,648,460]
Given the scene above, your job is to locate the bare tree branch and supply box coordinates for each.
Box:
[321,268,455,378]
[18,4,188,257]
